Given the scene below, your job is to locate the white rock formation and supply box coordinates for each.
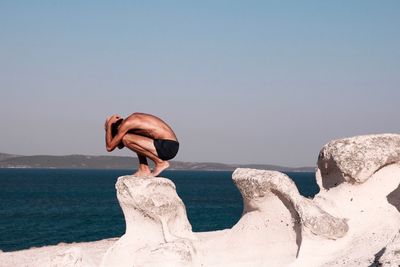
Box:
[195,169,348,267]
[296,133,400,266]
[100,133,400,267]
[317,133,400,189]
[100,176,197,267]
[295,162,400,266]
[1,133,399,267]
[232,168,348,240]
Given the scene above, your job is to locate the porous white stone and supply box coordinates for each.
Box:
[232,168,348,240]
[100,176,197,267]
[317,133,400,189]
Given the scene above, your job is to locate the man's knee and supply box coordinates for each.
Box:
[121,134,130,146]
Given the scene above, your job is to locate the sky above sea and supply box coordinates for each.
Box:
[0,1,399,167]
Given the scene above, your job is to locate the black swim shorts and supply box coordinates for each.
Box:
[153,139,179,161]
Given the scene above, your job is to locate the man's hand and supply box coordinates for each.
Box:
[105,115,121,130]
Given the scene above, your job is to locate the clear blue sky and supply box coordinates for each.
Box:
[1,1,399,167]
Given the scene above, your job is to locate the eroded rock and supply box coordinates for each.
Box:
[233,168,348,240]
[100,176,197,267]
[317,134,400,189]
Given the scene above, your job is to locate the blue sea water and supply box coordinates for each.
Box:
[0,169,319,252]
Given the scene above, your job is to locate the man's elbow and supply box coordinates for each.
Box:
[106,146,114,152]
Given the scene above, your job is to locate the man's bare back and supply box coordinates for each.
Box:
[121,113,177,141]
[105,113,179,177]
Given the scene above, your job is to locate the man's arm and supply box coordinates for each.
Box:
[105,116,126,152]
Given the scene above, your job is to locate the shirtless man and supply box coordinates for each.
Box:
[104,113,179,176]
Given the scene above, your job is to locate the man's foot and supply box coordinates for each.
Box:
[152,161,170,177]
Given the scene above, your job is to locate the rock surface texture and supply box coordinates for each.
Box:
[317,133,400,189]
[0,133,399,267]
[232,168,348,240]
[380,231,400,267]
[100,176,197,267]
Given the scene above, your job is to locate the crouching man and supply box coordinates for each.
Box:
[105,112,179,176]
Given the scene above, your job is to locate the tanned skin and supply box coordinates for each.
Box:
[105,113,178,176]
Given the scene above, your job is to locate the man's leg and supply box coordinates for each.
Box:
[136,153,151,176]
[122,133,170,176]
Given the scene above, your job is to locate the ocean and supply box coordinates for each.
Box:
[0,169,319,252]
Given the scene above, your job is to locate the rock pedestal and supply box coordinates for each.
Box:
[100,176,197,267]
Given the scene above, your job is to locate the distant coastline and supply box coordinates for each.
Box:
[0,153,314,172]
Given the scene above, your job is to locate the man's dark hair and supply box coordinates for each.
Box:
[111,118,124,149]
[111,118,123,138]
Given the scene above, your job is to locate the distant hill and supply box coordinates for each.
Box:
[0,153,315,172]
[0,153,19,161]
